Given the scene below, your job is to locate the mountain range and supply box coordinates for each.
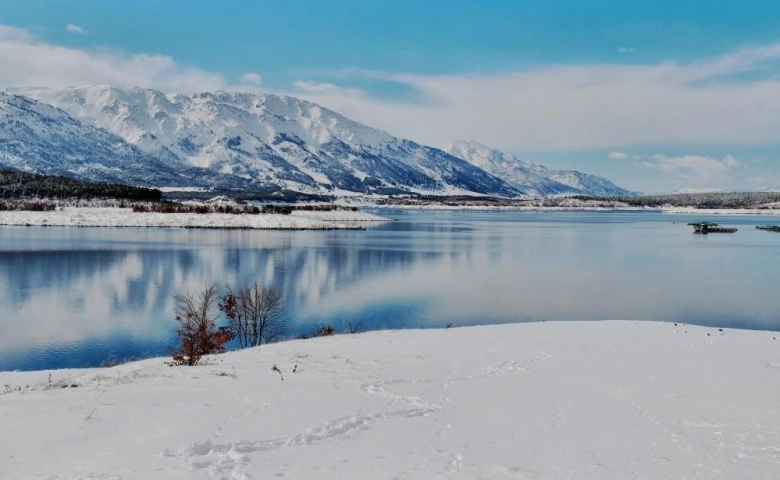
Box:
[1,86,630,198]
[443,141,632,197]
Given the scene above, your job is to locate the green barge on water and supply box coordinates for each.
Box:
[688,222,738,234]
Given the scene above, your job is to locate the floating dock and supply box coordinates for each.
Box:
[756,225,780,232]
[688,222,738,234]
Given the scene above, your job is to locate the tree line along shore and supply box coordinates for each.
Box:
[3,167,780,210]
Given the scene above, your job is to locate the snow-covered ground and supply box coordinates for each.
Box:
[661,206,780,216]
[0,207,389,230]
[2,321,778,479]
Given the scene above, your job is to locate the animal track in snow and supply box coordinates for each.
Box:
[442,352,551,388]
[360,379,444,411]
[44,475,124,480]
[163,406,441,478]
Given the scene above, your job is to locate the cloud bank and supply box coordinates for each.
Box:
[2,24,780,159]
[0,25,227,93]
[636,154,743,180]
[286,45,780,153]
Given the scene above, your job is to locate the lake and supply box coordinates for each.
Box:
[2,209,779,371]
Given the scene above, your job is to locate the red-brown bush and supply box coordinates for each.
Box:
[169,284,231,366]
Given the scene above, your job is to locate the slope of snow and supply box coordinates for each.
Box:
[547,170,633,197]
[15,86,519,197]
[1,321,778,479]
[444,140,632,197]
[0,207,389,230]
[0,92,216,188]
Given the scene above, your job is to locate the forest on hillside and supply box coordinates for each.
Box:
[0,169,162,201]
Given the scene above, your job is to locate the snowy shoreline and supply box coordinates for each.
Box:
[368,203,780,215]
[2,320,778,479]
[0,207,391,230]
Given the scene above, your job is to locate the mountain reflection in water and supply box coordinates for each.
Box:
[1,209,779,370]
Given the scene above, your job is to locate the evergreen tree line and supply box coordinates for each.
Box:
[381,192,780,209]
[0,169,162,201]
[570,192,780,209]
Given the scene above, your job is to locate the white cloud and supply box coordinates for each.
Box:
[3,22,780,162]
[617,47,634,53]
[66,24,85,35]
[284,43,780,152]
[608,151,628,160]
[642,154,743,180]
[241,72,262,85]
[0,24,228,93]
[0,25,33,42]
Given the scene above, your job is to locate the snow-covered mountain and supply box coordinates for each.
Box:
[15,86,520,197]
[547,170,633,197]
[3,86,629,198]
[444,140,632,197]
[0,92,193,187]
[0,92,255,189]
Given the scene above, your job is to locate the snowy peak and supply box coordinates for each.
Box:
[15,86,520,197]
[547,170,632,197]
[443,140,575,197]
[444,140,631,197]
[23,86,395,151]
[443,140,517,171]
[0,91,193,187]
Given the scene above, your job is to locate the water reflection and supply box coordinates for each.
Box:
[1,210,780,370]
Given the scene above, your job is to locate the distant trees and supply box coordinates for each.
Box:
[132,202,261,214]
[378,192,780,209]
[219,283,287,348]
[567,192,780,209]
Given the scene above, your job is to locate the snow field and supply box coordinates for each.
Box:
[0,207,390,230]
[1,321,779,479]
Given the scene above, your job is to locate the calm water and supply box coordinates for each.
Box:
[2,209,779,371]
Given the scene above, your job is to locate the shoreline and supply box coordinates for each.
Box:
[368,203,780,216]
[0,207,391,230]
[3,204,780,231]
[2,319,778,376]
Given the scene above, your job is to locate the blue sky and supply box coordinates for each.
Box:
[2,0,780,193]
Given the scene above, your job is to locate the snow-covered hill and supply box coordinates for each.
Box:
[444,140,632,197]
[548,170,634,197]
[0,92,221,188]
[2,321,778,479]
[16,86,521,197]
[3,87,631,198]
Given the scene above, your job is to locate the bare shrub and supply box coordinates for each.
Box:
[313,324,336,337]
[219,283,287,348]
[170,283,230,366]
